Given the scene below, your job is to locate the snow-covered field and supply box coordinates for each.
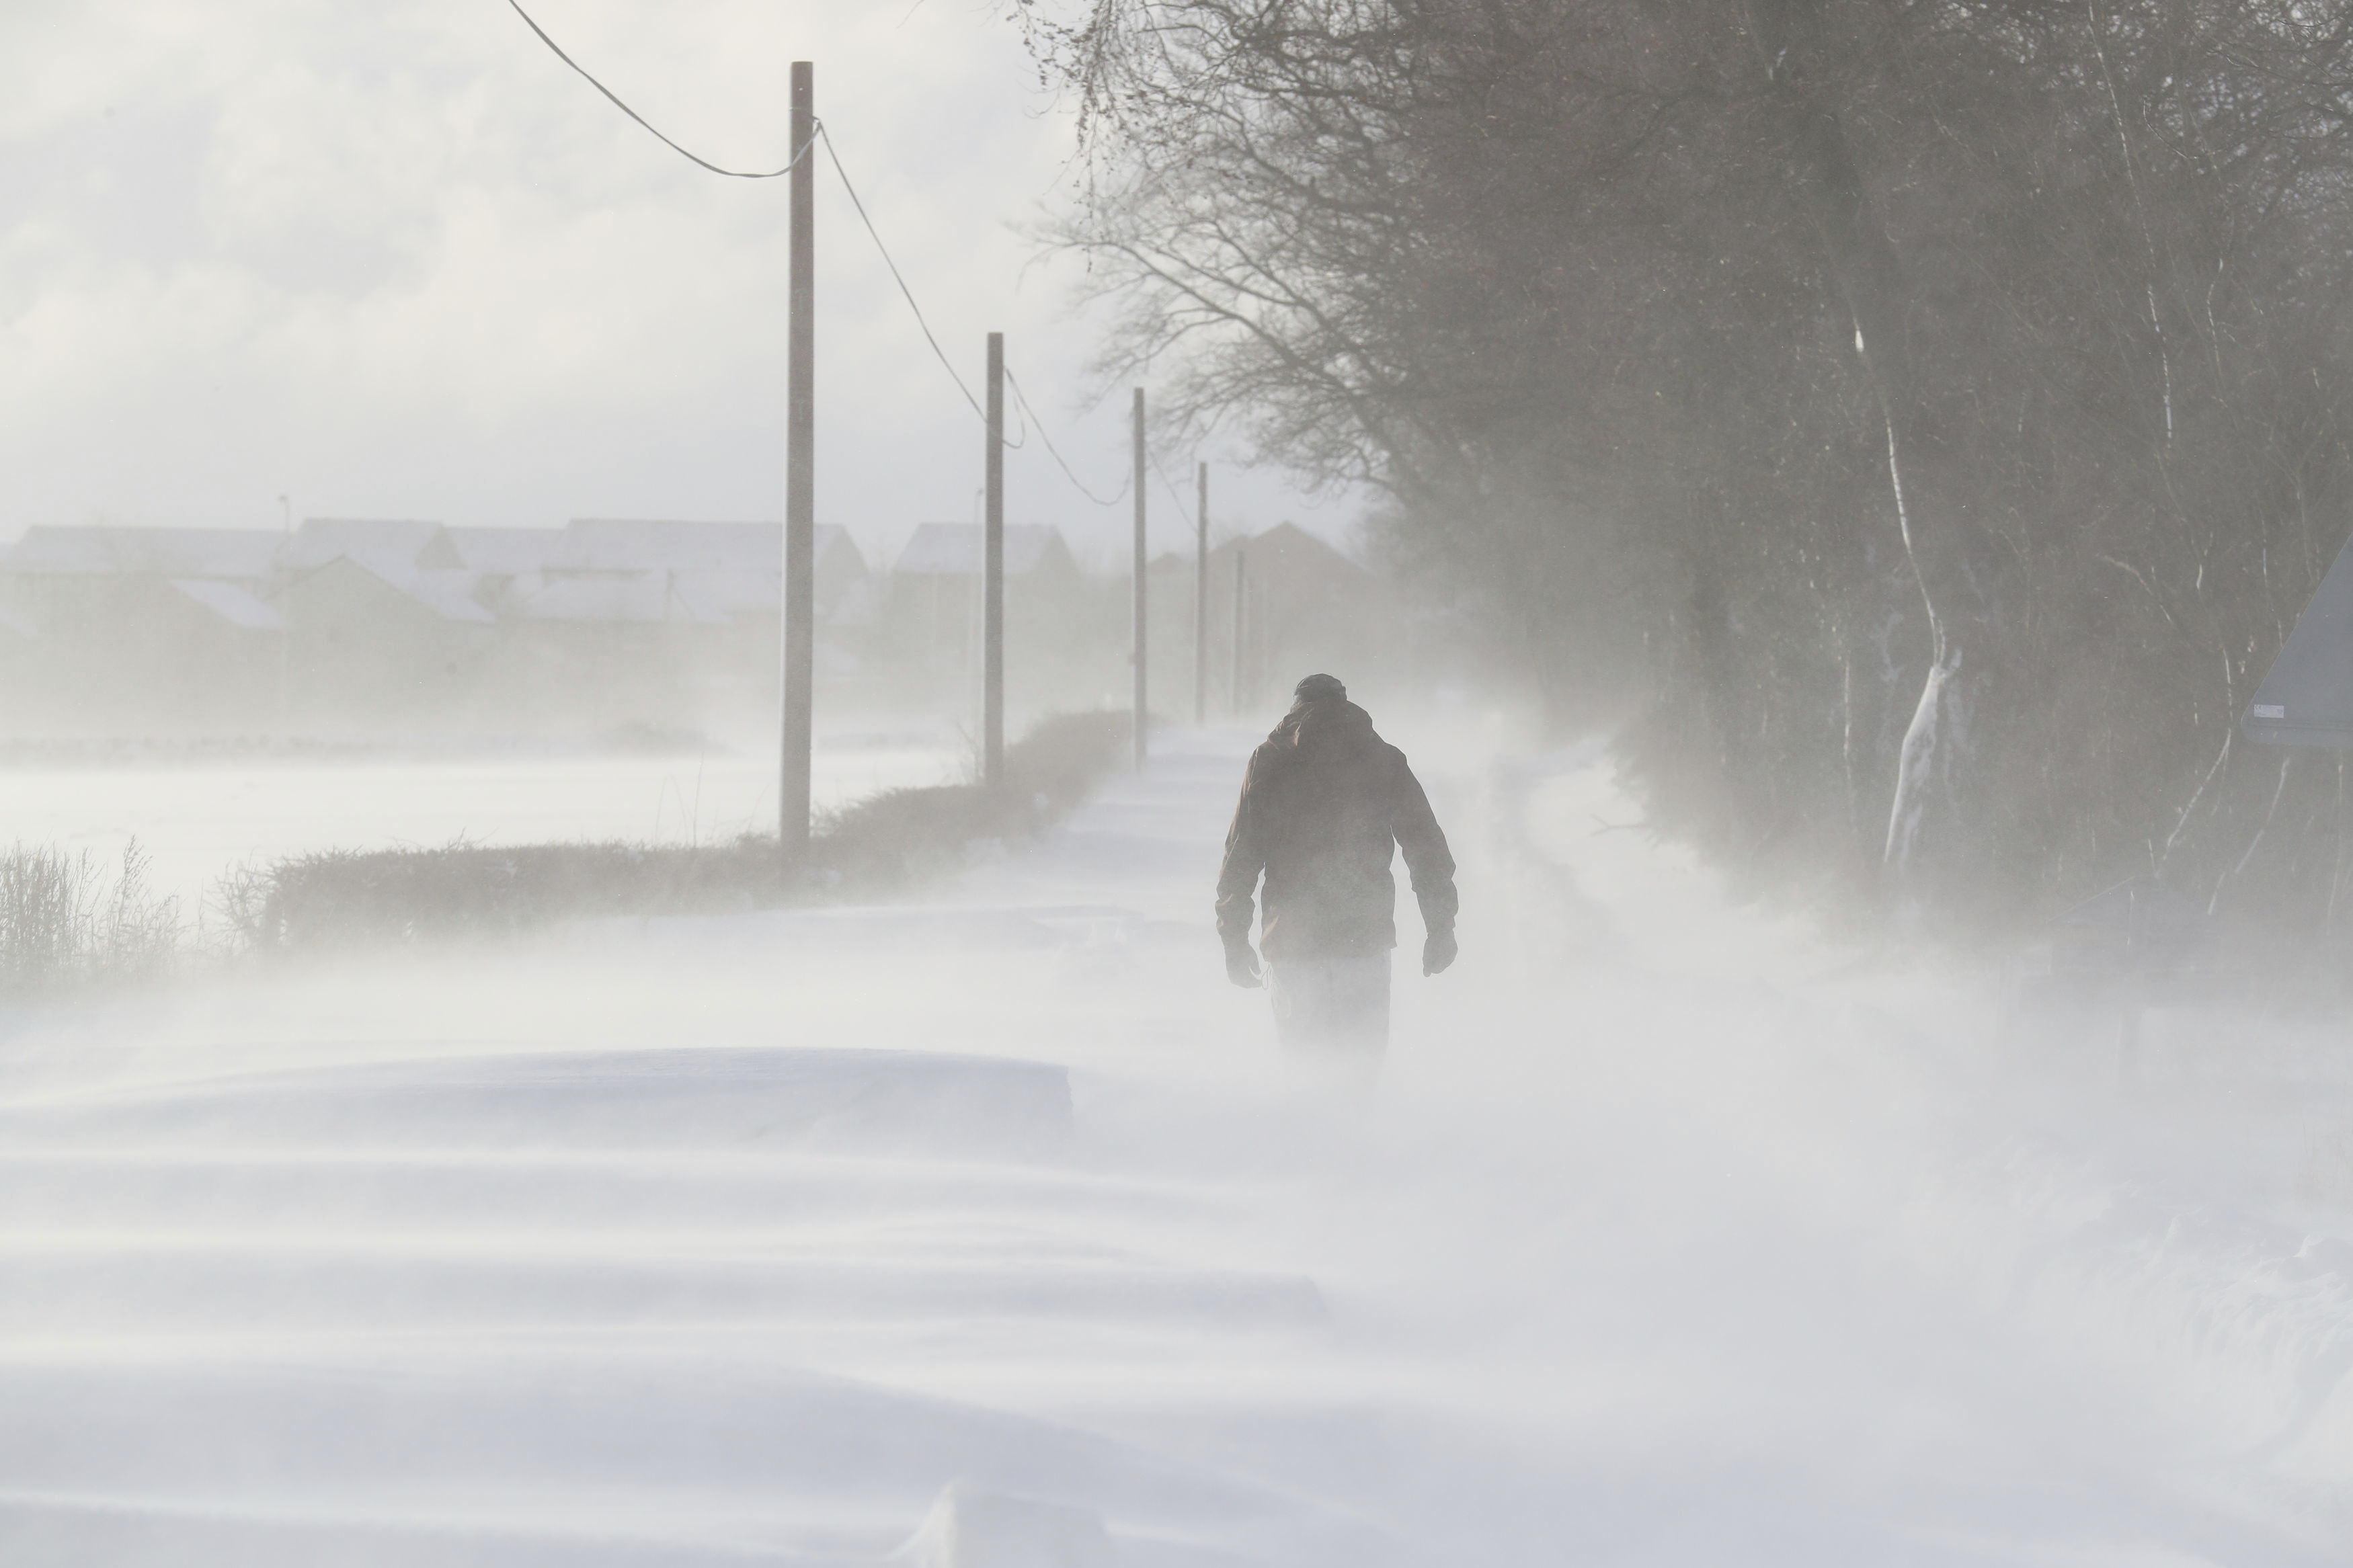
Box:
[4,724,2353,1563]
[0,738,963,914]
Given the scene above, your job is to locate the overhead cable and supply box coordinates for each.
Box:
[820,126,992,425]
[501,0,1133,506]
[503,0,817,177]
[1146,448,1198,527]
[1006,366,1131,508]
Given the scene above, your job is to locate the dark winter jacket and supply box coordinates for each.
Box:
[1215,696,1458,960]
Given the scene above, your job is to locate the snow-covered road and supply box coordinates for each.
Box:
[5,726,2353,1563]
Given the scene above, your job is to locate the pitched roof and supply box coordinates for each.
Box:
[169,577,284,631]
[5,526,285,579]
[894,523,1072,577]
[314,550,496,624]
[672,567,780,618]
[1207,520,1369,577]
[446,526,562,575]
[514,571,731,624]
[551,520,781,572]
[288,518,460,571]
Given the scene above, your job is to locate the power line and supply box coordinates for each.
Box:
[817,129,1040,448]
[503,0,817,178]
[504,1,994,440]
[1146,447,1197,528]
[1006,366,1131,509]
[820,126,992,425]
[502,0,1128,507]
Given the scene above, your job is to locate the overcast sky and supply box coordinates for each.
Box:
[0,0,1349,571]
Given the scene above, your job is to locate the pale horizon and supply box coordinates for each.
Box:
[0,0,1355,571]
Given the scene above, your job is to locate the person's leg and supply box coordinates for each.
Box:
[1266,955,1389,1085]
[1327,954,1390,1050]
[1265,958,1329,1046]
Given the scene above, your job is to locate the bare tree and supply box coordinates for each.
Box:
[1031,0,2353,930]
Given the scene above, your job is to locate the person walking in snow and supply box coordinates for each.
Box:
[1216,673,1458,1054]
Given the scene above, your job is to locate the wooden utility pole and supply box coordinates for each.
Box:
[1193,461,1207,726]
[277,493,292,736]
[1131,386,1147,768]
[983,331,1005,790]
[1231,549,1248,717]
[781,60,815,854]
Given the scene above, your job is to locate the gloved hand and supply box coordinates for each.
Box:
[1423,929,1458,977]
[1224,942,1263,989]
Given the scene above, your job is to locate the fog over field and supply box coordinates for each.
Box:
[0,0,1327,553]
[15,1,2353,1565]
[7,741,965,915]
[10,726,2353,1565]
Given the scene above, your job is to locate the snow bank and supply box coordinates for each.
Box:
[5,725,2353,1563]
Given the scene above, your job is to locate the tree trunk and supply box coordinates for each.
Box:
[1744,0,2000,897]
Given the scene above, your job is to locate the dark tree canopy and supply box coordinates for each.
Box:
[1031,0,2353,934]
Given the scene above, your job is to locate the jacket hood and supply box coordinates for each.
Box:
[1271,695,1379,751]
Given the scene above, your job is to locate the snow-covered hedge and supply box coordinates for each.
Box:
[224,711,1131,953]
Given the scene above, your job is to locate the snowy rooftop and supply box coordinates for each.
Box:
[169,577,284,631]
[547,520,860,575]
[550,520,778,573]
[288,518,459,571]
[316,550,496,624]
[446,526,562,576]
[893,522,1072,577]
[515,571,731,624]
[5,525,286,579]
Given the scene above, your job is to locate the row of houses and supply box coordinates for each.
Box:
[0,515,1386,737]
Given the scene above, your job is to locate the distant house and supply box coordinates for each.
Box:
[3,524,283,630]
[497,572,727,729]
[0,525,289,731]
[879,523,1109,713]
[1203,522,1394,711]
[0,512,915,736]
[0,604,36,709]
[893,522,1082,583]
[540,519,869,625]
[245,520,500,723]
[533,520,874,711]
[446,526,563,611]
[890,524,1085,636]
[168,578,285,632]
[1206,521,1369,613]
[448,526,561,575]
[286,518,461,573]
[889,522,1084,655]
[472,520,868,730]
[513,573,730,628]
[534,518,772,629]
[277,550,495,723]
[547,519,780,574]
[4,524,284,583]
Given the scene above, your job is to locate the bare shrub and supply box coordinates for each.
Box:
[0,840,182,995]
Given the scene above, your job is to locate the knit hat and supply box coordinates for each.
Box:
[1293,673,1347,703]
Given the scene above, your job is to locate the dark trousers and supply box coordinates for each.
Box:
[1266,954,1390,1052]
